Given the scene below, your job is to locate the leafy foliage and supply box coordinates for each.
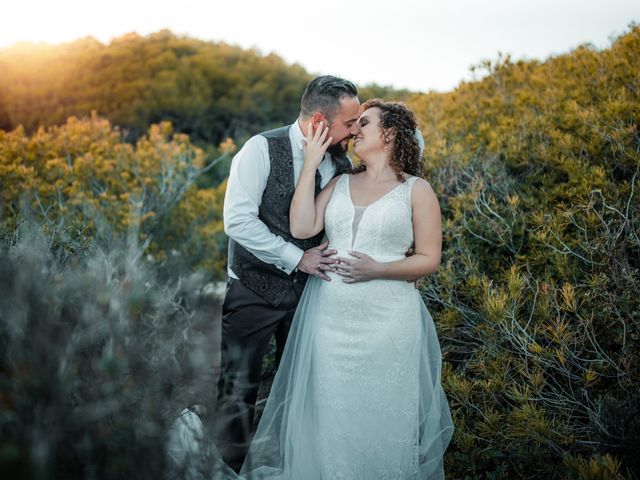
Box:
[411,23,640,479]
[0,30,408,148]
[0,113,228,278]
[0,216,221,479]
[1,22,639,480]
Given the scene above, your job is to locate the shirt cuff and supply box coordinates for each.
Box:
[278,243,304,275]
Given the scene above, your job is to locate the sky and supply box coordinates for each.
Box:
[1,0,638,93]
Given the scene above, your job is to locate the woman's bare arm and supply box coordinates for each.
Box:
[289,122,341,239]
[290,174,341,239]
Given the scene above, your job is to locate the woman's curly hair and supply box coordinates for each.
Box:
[351,99,423,181]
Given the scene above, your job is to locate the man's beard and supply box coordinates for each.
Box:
[327,138,350,157]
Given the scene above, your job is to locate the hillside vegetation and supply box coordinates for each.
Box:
[0,25,638,479]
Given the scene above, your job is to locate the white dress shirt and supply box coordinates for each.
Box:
[224,120,343,279]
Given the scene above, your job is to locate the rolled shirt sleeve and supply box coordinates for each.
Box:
[223,135,304,276]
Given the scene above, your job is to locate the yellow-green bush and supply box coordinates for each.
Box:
[1,21,638,480]
[0,113,228,277]
[411,24,639,478]
[0,30,408,150]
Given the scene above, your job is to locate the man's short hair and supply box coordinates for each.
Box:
[300,75,358,121]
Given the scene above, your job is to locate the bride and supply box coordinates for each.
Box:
[169,99,454,479]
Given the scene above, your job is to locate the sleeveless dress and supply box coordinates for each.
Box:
[169,174,454,479]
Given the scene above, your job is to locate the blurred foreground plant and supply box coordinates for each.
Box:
[0,213,223,479]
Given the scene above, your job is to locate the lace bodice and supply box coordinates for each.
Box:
[325,174,418,259]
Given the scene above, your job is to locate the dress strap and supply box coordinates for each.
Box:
[335,173,349,193]
[404,176,419,207]
[405,176,420,188]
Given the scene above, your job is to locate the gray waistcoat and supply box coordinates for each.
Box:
[228,125,352,306]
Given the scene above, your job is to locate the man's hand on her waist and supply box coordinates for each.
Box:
[296,241,338,281]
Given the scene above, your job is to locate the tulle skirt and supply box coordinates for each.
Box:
[239,256,453,479]
[169,265,454,479]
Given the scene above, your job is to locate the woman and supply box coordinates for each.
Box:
[170,100,454,479]
[237,99,454,479]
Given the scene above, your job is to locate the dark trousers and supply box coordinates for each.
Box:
[214,278,299,473]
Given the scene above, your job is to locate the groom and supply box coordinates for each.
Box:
[214,75,361,472]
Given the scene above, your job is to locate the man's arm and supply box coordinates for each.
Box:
[223,135,303,274]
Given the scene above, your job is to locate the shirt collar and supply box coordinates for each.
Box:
[291,119,307,152]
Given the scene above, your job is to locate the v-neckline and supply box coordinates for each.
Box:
[347,174,404,209]
[346,174,405,250]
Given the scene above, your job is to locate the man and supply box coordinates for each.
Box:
[215,75,360,472]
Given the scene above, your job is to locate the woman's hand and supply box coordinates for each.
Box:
[334,251,383,283]
[303,121,332,170]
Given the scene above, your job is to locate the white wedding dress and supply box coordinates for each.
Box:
[169,174,454,479]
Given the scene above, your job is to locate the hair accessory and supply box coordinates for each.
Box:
[414,128,424,157]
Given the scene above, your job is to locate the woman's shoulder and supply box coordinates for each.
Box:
[405,175,433,191]
[406,175,438,204]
